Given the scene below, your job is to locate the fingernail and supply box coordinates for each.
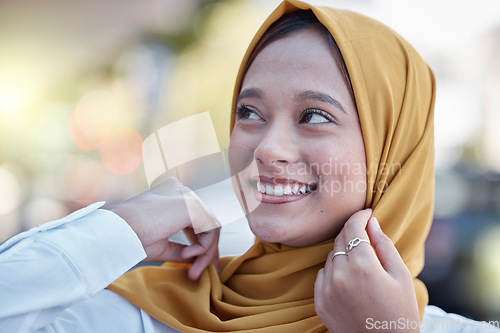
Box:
[365,208,373,213]
[371,217,380,229]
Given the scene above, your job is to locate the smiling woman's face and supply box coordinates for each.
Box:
[229,28,367,247]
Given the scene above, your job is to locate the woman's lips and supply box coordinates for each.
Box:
[251,176,316,204]
[257,191,312,204]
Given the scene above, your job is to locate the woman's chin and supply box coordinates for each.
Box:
[247,211,343,247]
[247,217,289,244]
[247,218,313,246]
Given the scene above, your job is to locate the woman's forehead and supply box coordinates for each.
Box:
[239,29,352,108]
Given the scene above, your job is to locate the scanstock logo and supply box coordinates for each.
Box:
[142,111,260,243]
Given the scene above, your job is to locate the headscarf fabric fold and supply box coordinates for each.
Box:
[108,1,435,331]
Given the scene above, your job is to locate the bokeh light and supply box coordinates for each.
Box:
[434,171,469,218]
[0,71,38,119]
[474,225,500,313]
[56,156,138,204]
[23,197,68,230]
[100,127,143,175]
[0,166,22,215]
[0,210,20,243]
[69,90,120,151]
[0,86,23,114]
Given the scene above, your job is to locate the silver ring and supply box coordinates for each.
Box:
[346,237,370,252]
[331,251,348,261]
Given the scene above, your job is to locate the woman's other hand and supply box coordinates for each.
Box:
[314,209,420,332]
[104,177,220,280]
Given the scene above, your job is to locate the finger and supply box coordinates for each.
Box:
[332,228,346,255]
[185,230,219,279]
[188,256,208,280]
[188,244,218,280]
[342,209,378,262]
[367,217,409,279]
[181,243,205,259]
[314,267,325,301]
[182,189,220,234]
[325,229,347,279]
[181,238,215,258]
[182,227,197,246]
[211,247,221,275]
[343,208,372,241]
[146,240,191,262]
[181,229,218,259]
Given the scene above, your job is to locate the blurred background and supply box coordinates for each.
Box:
[0,0,499,322]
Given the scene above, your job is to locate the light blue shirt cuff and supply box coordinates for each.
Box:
[1,201,146,296]
[33,204,147,294]
[0,202,147,331]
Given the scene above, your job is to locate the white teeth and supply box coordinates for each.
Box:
[273,185,284,196]
[257,182,312,196]
[266,185,274,195]
[283,185,292,195]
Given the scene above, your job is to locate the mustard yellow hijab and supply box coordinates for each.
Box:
[108,1,435,331]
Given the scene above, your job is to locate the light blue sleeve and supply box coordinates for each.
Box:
[422,305,500,333]
[0,202,149,332]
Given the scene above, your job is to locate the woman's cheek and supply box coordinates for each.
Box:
[230,127,258,151]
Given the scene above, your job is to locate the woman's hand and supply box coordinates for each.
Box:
[104,177,220,280]
[314,209,420,332]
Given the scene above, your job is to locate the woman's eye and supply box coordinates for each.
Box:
[300,110,333,124]
[235,105,262,121]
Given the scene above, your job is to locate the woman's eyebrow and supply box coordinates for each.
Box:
[295,90,346,114]
[237,88,264,103]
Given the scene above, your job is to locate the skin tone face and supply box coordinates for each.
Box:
[229,28,367,247]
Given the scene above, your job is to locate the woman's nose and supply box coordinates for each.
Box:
[254,122,299,168]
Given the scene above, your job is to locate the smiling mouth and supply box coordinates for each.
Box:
[257,182,315,196]
[251,176,317,204]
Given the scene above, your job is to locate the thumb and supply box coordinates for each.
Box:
[313,268,325,302]
[367,217,409,279]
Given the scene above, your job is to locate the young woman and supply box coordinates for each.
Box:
[1,0,497,332]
